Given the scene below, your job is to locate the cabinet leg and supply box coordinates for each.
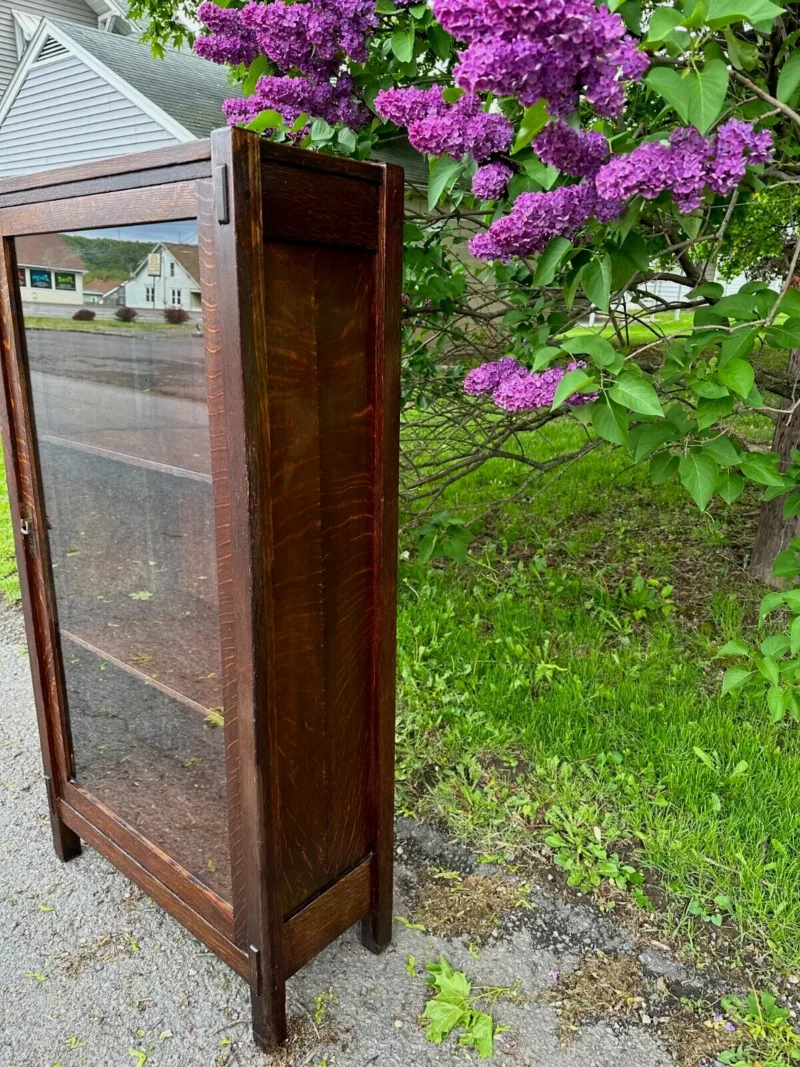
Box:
[361,865,393,954]
[249,966,287,1051]
[51,819,81,863]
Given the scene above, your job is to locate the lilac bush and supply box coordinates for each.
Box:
[127,0,800,718]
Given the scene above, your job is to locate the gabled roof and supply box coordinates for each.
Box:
[163,243,200,285]
[16,234,87,272]
[84,277,122,294]
[0,18,238,140]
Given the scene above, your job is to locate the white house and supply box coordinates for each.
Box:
[15,233,87,306]
[124,243,201,312]
[0,15,239,177]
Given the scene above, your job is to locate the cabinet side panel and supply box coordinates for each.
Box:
[264,241,375,916]
[315,247,374,880]
[262,242,330,916]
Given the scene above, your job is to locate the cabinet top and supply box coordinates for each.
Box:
[0,128,396,211]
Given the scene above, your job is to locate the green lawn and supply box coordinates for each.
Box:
[0,453,19,602]
[24,316,195,333]
[1,398,799,974]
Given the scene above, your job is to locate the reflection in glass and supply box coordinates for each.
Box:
[19,223,232,901]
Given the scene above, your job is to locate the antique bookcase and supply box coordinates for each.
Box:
[0,128,402,1048]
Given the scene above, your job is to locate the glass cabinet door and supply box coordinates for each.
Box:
[18,222,232,902]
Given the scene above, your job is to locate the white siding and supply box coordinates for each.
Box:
[0,0,97,98]
[125,248,201,311]
[0,52,178,177]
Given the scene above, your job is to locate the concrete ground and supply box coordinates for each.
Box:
[0,599,707,1066]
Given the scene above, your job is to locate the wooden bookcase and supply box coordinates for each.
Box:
[0,128,402,1048]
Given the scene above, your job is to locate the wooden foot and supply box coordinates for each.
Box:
[51,819,81,862]
[361,903,392,955]
[250,989,287,1051]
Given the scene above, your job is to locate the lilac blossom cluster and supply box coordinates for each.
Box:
[471,161,514,199]
[374,87,513,162]
[432,0,649,118]
[468,181,623,261]
[533,121,609,178]
[196,0,376,130]
[464,356,596,412]
[595,120,774,213]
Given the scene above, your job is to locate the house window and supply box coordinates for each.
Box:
[17,267,26,287]
[146,286,155,303]
[171,289,182,305]
[55,272,76,291]
[170,262,176,277]
[29,269,52,289]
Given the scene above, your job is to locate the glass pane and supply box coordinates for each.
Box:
[19,223,232,902]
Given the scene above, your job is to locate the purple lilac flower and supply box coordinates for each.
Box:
[595,120,774,213]
[463,356,523,395]
[468,181,622,261]
[375,87,513,162]
[433,0,649,118]
[491,361,595,412]
[472,162,513,199]
[224,72,369,130]
[194,3,258,66]
[533,121,609,179]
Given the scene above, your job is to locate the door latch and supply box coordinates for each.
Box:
[20,518,31,537]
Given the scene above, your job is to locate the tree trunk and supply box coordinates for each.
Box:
[749,347,800,584]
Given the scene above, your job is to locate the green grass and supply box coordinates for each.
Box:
[397,420,800,971]
[24,316,194,333]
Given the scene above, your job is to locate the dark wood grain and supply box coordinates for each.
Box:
[0,235,80,861]
[0,161,213,210]
[0,141,212,200]
[283,856,372,979]
[58,796,248,979]
[198,178,247,948]
[0,182,199,237]
[260,140,383,183]
[261,166,379,250]
[362,162,404,954]
[209,127,287,1050]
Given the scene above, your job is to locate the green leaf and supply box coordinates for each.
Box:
[592,394,629,445]
[778,50,800,103]
[310,118,334,141]
[646,67,690,123]
[790,615,800,656]
[531,345,562,370]
[758,655,781,685]
[465,1011,494,1059]
[651,451,679,484]
[551,369,593,410]
[562,333,619,369]
[773,547,800,579]
[423,999,465,1043]
[702,435,741,466]
[690,280,725,300]
[767,685,786,723]
[428,23,453,60]
[246,108,284,133]
[722,665,754,694]
[609,372,664,416]
[633,422,679,462]
[783,492,800,520]
[391,27,415,62]
[760,590,786,621]
[740,452,784,487]
[719,327,757,366]
[337,127,357,153]
[647,6,685,40]
[716,639,750,657]
[696,394,735,430]
[679,451,719,510]
[765,318,800,349]
[706,0,785,29]
[242,55,269,97]
[534,237,573,285]
[686,59,729,134]
[512,99,550,154]
[582,255,612,312]
[717,470,745,503]
[718,357,754,398]
[428,156,463,210]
